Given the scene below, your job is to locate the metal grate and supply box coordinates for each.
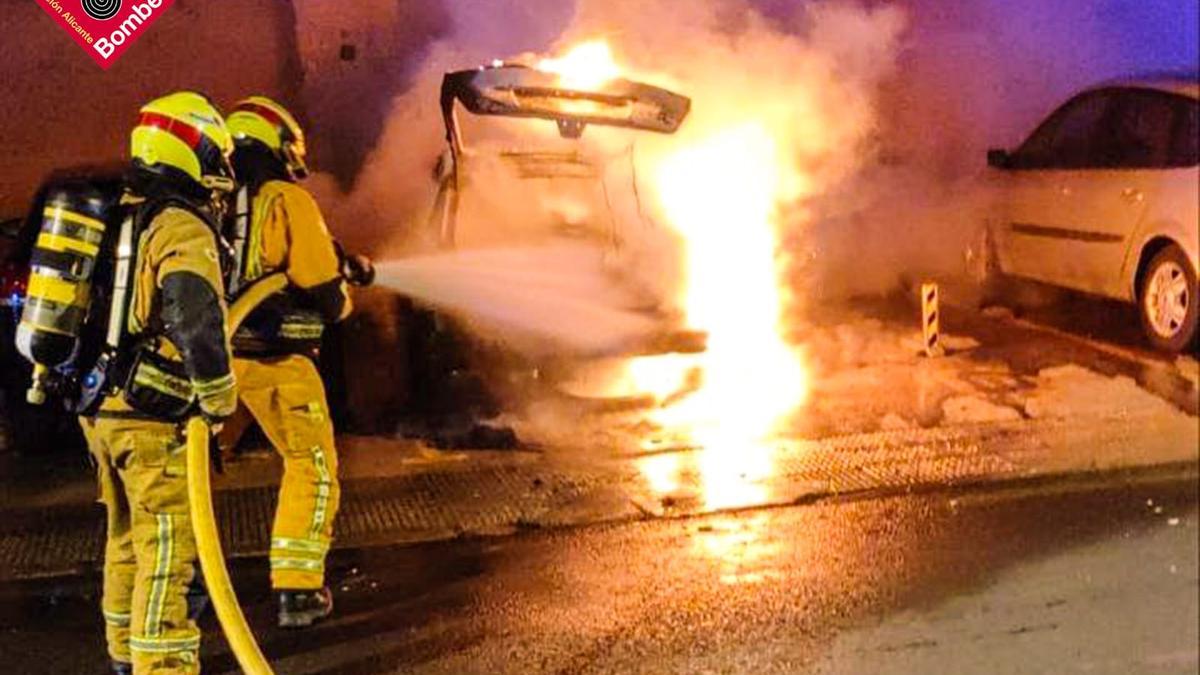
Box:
[1,413,1193,580]
[0,466,605,580]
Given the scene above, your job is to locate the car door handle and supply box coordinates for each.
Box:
[1121,188,1144,203]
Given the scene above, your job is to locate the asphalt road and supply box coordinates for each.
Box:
[0,288,1195,674]
[1,469,1195,675]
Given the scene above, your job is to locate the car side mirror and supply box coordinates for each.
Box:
[987,148,1012,170]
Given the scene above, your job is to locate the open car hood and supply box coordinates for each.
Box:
[441,65,691,138]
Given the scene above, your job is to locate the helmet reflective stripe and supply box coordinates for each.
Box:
[229,96,309,179]
[137,112,219,164]
[235,102,293,147]
[131,91,235,192]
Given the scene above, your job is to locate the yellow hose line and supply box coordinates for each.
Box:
[186,273,288,675]
[186,417,271,674]
[228,274,290,335]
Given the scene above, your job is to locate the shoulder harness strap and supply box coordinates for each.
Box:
[228,185,252,297]
[105,197,204,350]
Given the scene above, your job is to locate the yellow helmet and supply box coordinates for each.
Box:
[130,91,236,193]
[227,96,309,179]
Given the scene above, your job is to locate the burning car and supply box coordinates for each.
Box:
[430,62,691,247]
[407,58,709,417]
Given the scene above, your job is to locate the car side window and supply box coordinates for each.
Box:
[1013,91,1113,169]
[1100,90,1177,169]
[1169,98,1199,167]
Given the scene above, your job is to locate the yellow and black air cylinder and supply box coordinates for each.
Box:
[15,184,111,404]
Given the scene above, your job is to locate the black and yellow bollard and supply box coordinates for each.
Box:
[921,282,944,358]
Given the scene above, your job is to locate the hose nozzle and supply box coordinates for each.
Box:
[342,253,375,287]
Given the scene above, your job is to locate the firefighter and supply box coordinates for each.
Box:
[79,92,239,675]
[221,96,370,628]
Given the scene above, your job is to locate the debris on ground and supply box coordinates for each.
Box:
[880,412,916,431]
[397,418,523,450]
[941,395,1022,424]
[941,335,982,352]
[1023,365,1184,420]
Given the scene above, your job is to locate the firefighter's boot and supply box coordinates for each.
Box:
[278,587,334,628]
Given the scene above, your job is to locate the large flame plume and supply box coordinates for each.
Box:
[535,39,809,507]
[536,40,622,90]
[537,2,904,507]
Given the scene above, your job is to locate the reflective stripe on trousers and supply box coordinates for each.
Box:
[143,513,175,637]
[80,412,202,674]
[310,444,332,538]
[219,354,340,590]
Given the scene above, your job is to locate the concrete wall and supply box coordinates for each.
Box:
[0,0,448,246]
[291,0,449,189]
[0,0,299,218]
[0,0,451,430]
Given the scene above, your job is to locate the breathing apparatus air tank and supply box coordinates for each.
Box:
[16,182,114,405]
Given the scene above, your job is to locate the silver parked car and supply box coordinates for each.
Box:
[987,72,1199,352]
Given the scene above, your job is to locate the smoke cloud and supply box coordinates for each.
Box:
[811,0,1200,298]
[306,0,575,255]
[316,0,1197,311]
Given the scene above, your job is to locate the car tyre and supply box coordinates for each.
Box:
[1138,244,1198,353]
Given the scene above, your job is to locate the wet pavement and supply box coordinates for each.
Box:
[3,402,1194,580]
[0,468,1194,674]
[0,293,1196,672]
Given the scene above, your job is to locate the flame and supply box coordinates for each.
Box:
[537,41,811,509]
[643,122,808,509]
[537,40,621,90]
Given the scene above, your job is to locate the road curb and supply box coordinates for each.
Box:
[2,413,1196,582]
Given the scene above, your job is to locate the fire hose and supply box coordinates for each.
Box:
[186,272,288,675]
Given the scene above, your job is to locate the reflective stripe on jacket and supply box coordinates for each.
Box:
[114,205,236,418]
[242,180,351,323]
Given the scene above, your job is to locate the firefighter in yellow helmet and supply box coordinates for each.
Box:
[221,95,371,628]
[78,91,238,675]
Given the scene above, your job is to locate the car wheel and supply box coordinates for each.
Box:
[1138,244,1198,353]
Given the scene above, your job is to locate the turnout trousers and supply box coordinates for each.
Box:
[80,411,201,674]
[221,354,340,590]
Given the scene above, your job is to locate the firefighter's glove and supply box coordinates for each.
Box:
[195,374,238,427]
[342,253,375,287]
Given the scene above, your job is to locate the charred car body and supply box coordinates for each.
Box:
[402,63,705,431]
